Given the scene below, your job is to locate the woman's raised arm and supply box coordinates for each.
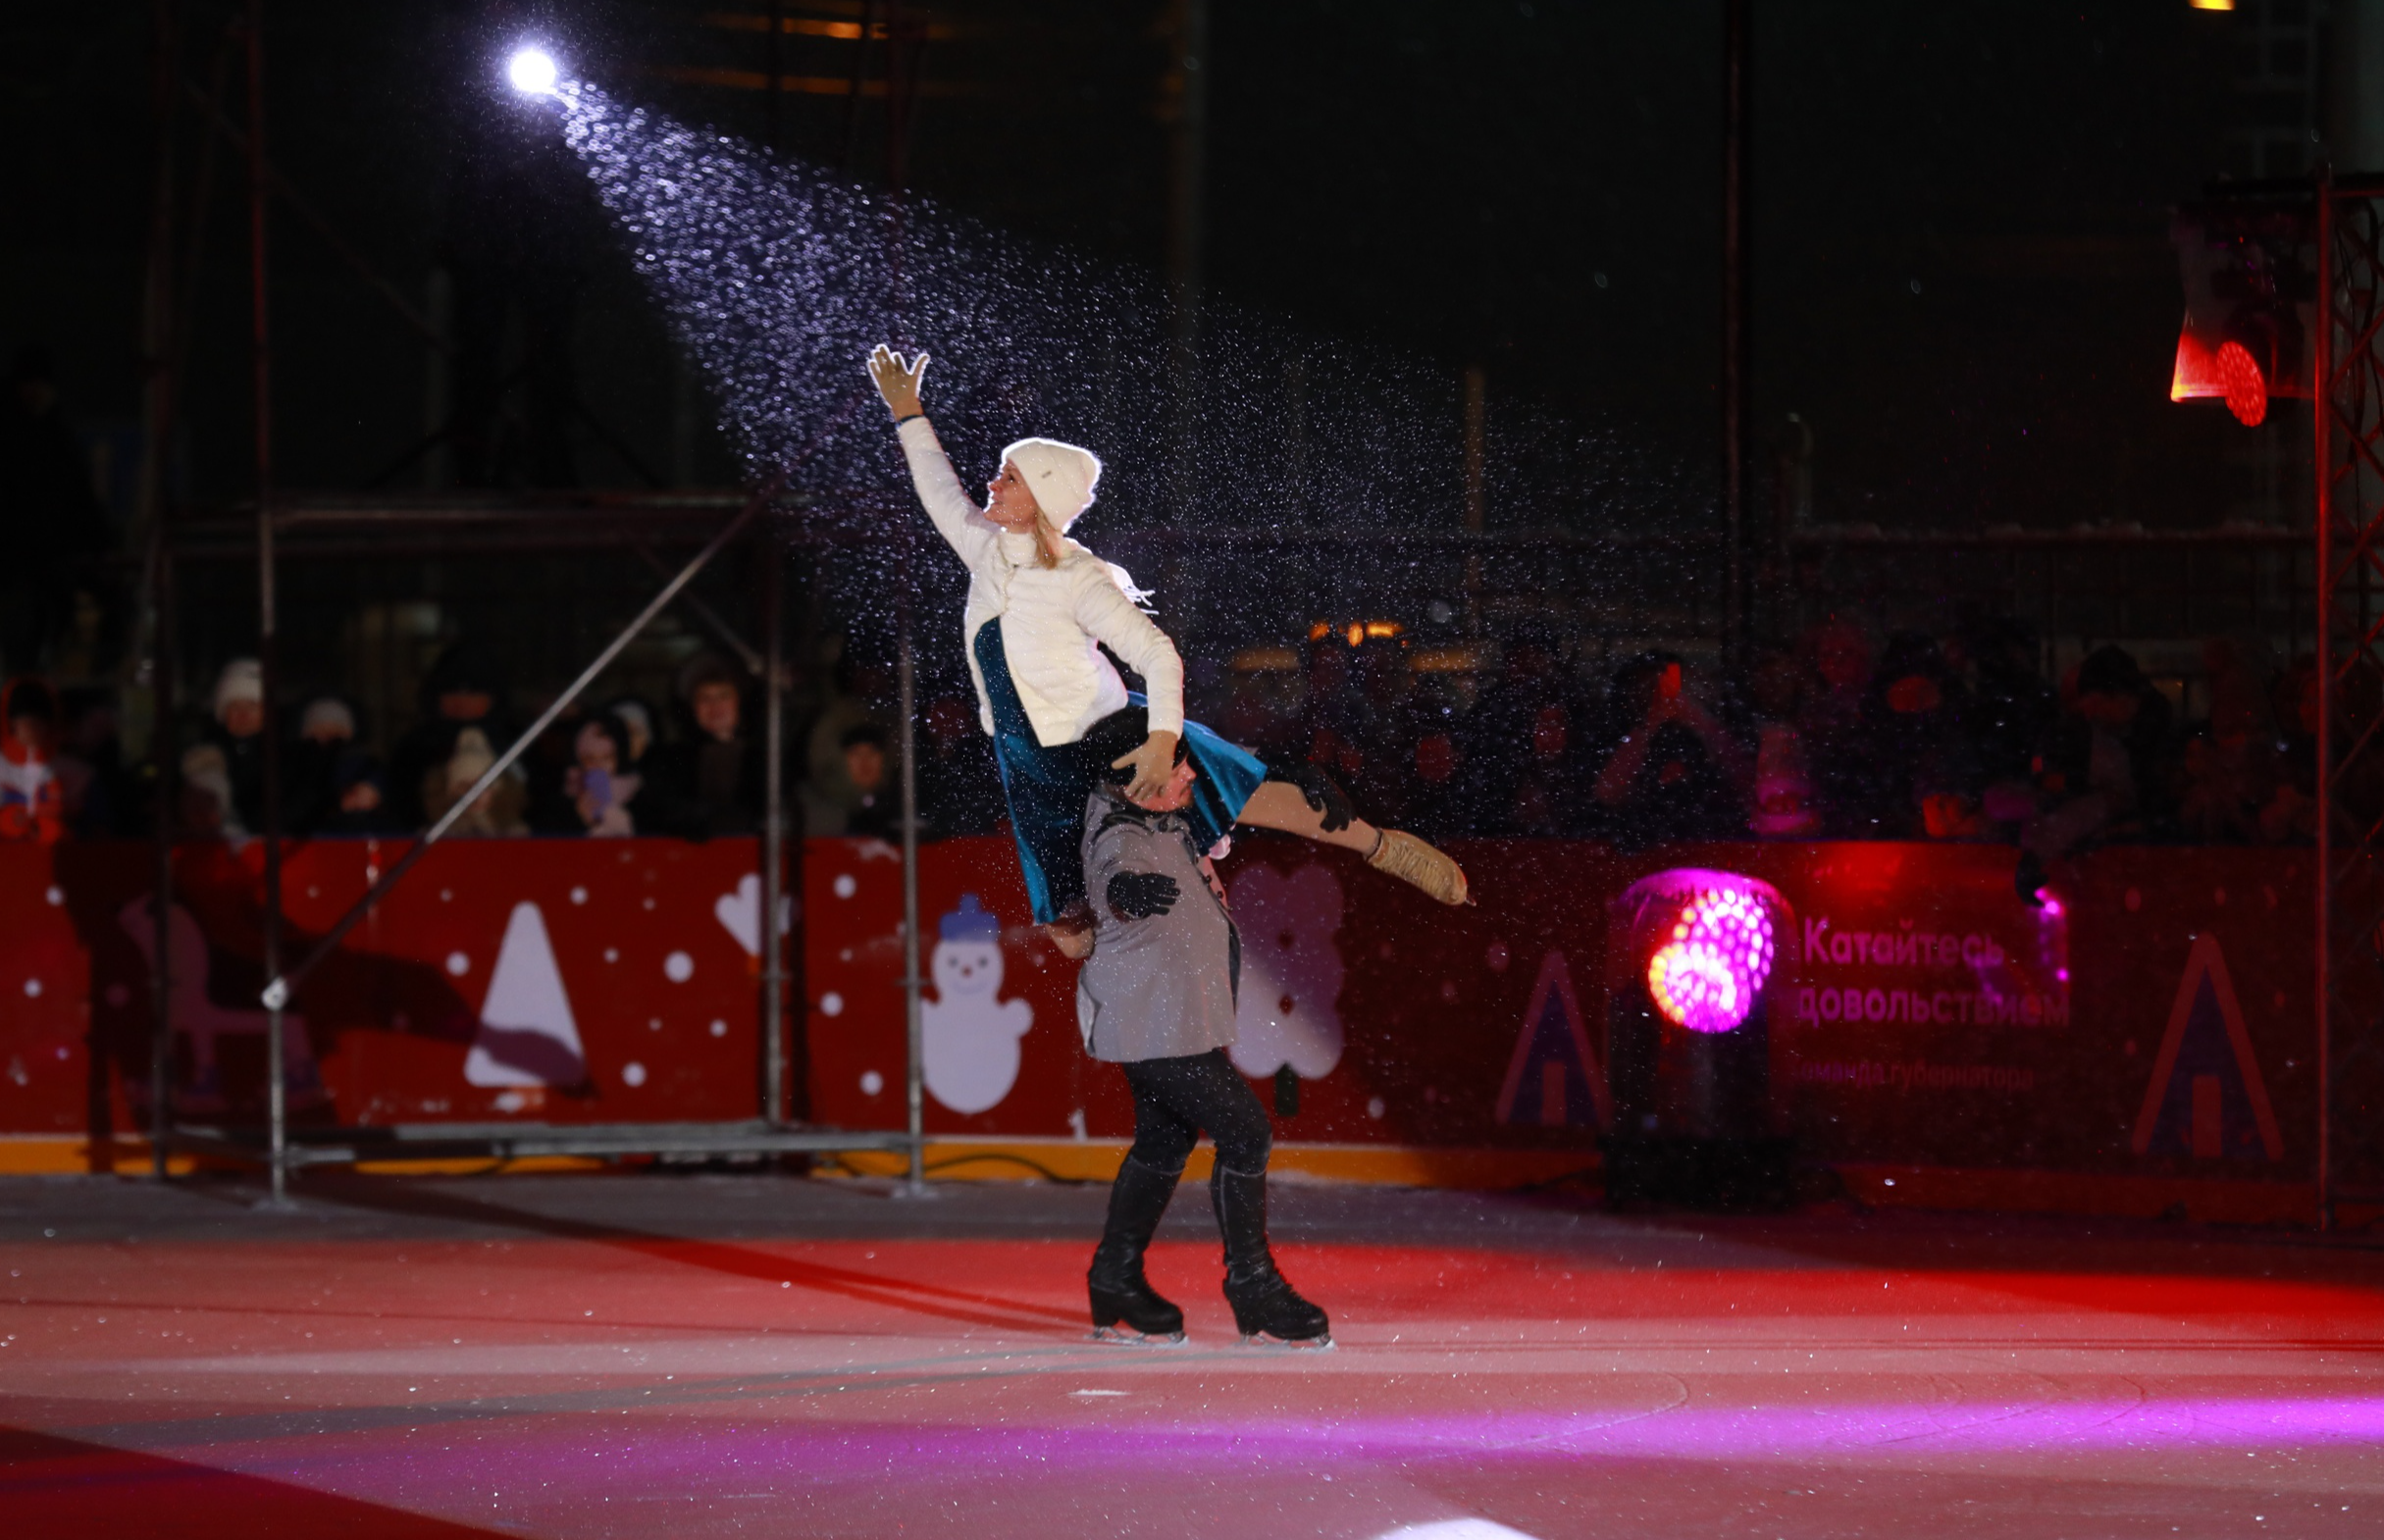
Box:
[867,344,990,567]
[867,343,925,419]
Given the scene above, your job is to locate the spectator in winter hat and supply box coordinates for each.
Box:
[837,722,899,842]
[426,725,530,837]
[650,655,764,839]
[0,677,64,843]
[206,658,269,833]
[804,642,893,835]
[2016,643,2173,900]
[285,694,358,834]
[1590,652,1747,849]
[317,749,401,837]
[214,657,264,728]
[605,695,655,768]
[562,711,649,837]
[388,642,508,828]
[178,743,240,839]
[298,697,353,744]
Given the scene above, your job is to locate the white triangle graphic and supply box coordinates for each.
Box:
[465,901,589,1088]
[1494,950,1611,1129]
[2130,932,2282,1160]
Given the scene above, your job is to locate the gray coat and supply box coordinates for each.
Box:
[1074,786,1240,1063]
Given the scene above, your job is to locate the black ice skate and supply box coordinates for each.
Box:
[1212,1162,1332,1348]
[1089,1275,1186,1345]
[1088,1156,1187,1346]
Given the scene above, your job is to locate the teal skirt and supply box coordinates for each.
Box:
[974,622,1266,923]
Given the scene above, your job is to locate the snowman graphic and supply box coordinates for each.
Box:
[922,894,1033,1114]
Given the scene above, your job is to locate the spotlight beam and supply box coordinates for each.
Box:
[509,46,560,96]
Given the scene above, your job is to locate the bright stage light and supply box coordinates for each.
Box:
[508,47,560,96]
[1605,868,1793,1207]
[2168,201,2306,429]
[1644,881,1776,1035]
[2214,339,2267,427]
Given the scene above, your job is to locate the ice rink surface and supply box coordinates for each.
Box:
[3,1171,2380,1538]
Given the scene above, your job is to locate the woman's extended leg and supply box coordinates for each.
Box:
[1236,779,1470,906]
[1236,780,1377,853]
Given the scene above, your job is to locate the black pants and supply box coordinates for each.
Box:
[1119,1050,1271,1177]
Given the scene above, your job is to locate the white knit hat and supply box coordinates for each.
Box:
[299,697,355,741]
[214,658,264,721]
[445,727,496,793]
[1001,437,1102,530]
[179,743,244,837]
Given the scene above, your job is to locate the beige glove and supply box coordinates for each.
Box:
[866,344,928,419]
[1111,731,1181,805]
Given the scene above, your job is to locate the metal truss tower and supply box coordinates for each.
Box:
[2313,174,2384,1220]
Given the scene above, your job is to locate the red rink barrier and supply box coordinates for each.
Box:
[0,839,779,1145]
[804,836,2314,1192]
[0,837,2320,1216]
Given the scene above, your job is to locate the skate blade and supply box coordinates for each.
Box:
[1090,1325,1187,1348]
[1238,1331,1334,1351]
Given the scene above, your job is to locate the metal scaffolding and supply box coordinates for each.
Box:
[123,3,934,1196]
[145,494,926,1193]
[2314,173,2384,1222]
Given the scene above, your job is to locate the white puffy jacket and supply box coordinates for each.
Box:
[898,417,1184,746]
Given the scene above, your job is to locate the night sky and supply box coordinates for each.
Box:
[0,2,2273,531]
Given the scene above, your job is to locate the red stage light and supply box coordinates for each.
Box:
[2168,200,2309,429]
[2215,339,2267,427]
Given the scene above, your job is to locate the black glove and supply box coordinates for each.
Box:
[1107,870,1180,921]
[1269,761,1356,833]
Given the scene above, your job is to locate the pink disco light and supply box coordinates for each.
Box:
[1643,879,1776,1034]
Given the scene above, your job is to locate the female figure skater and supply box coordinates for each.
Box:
[1075,725,1328,1346]
[866,343,1469,946]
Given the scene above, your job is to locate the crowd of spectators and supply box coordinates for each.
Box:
[0,334,2354,915]
[156,645,794,845]
[1200,616,2358,890]
[0,629,1005,851]
[0,608,2362,890]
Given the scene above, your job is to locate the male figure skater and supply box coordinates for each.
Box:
[1075,717,1331,1347]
